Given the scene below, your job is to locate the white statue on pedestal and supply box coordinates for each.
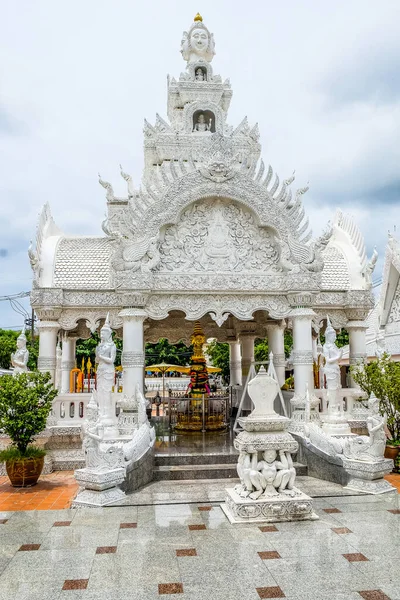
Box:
[344,397,387,462]
[11,326,29,375]
[95,313,118,437]
[323,316,342,411]
[81,394,124,471]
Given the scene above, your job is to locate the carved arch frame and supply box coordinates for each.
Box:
[183,101,225,134]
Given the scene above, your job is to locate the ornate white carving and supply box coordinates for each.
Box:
[145,294,291,323]
[37,357,56,370]
[121,351,145,368]
[181,16,216,64]
[158,198,282,274]
[224,367,317,523]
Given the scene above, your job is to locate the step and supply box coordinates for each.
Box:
[153,462,308,481]
[155,453,239,467]
[153,463,238,481]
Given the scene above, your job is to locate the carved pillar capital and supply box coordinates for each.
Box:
[119,308,148,321]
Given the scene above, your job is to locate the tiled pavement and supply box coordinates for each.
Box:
[0,471,78,511]
[0,490,399,599]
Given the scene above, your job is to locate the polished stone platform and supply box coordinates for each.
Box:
[108,476,373,507]
[0,491,399,600]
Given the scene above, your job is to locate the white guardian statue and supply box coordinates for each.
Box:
[11,325,29,375]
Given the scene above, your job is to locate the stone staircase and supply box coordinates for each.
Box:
[154,453,308,481]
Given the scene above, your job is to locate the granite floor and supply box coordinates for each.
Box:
[1,489,399,600]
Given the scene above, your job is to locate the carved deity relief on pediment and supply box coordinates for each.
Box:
[156,199,283,274]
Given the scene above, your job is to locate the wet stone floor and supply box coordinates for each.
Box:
[0,490,399,600]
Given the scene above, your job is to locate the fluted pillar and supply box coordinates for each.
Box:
[61,336,77,393]
[347,320,368,387]
[228,340,242,386]
[290,308,315,397]
[119,308,147,397]
[37,321,60,383]
[266,321,286,387]
[289,308,319,432]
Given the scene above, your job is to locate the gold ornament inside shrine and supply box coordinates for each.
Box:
[173,322,228,432]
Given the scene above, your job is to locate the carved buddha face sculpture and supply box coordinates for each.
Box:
[325,328,336,345]
[100,326,112,344]
[16,336,26,350]
[190,28,209,55]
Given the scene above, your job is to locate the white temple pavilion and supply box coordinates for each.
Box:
[28,14,376,418]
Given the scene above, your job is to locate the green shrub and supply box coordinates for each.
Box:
[0,372,57,456]
[351,354,400,442]
[0,445,46,462]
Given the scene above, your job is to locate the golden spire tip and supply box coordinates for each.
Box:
[194,12,203,22]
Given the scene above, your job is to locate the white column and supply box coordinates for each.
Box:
[290,308,315,398]
[240,334,255,385]
[228,340,242,386]
[239,334,256,411]
[266,321,286,387]
[37,321,60,383]
[119,308,147,397]
[61,336,77,393]
[347,320,368,387]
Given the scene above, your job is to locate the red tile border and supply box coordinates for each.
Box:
[198,506,212,511]
[259,525,278,532]
[176,548,197,557]
[62,579,89,590]
[343,553,369,562]
[323,508,342,514]
[332,527,352,534]
[188,524,206,531]
[387,509,400,514]
[19,544,41,551]
[158,583,184,595]
[120,522,137,529]
[53,521,71,527]
[258,551,281,560]
[0,519,8,524]
[256,586,286,598]
[358,591,392,600]
[96,546,117,554]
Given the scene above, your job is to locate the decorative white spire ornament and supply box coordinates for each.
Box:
[181,14,216,64]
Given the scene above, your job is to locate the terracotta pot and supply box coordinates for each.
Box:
[6,456,44,487]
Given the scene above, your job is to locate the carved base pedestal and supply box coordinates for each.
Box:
[289,393,321,434]
[72,467,126,507]
[343,457,396,495]
[321,417,352,436]
[221,488,318,524]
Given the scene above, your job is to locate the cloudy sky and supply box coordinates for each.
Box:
[1,0,400,329]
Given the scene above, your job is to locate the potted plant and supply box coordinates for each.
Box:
[351,354,400,470]
[0,371,57,487]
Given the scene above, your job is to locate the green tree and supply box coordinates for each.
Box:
[319,328,349,348]
[351,354,400,441]
[145,338,192,367]
[0,372,57,455]
[206,340,230,379]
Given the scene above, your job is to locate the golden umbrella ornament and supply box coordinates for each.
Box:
[145,362,190,404]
